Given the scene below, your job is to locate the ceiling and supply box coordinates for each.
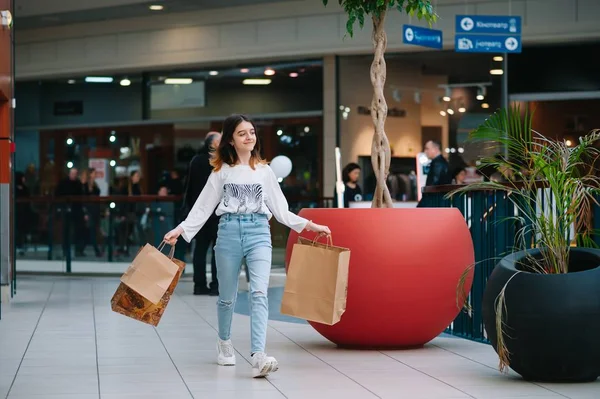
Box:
[15,0,299,30]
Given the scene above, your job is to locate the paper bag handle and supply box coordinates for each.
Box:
[311,234,333,248]
[157,241,176,259]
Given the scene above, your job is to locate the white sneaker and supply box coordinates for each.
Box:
[216,338,236,366]
[251,352,279,378]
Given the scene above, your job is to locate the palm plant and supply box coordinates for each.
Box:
[448,105,600,371]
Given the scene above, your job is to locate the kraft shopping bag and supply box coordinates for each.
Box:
[281,236,350,325]
[111,242,185,327]
[119,242,180,304]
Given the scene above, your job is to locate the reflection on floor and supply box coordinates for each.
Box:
[0,275,597,399]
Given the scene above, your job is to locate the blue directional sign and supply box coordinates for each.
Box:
[403,24,443,49]
[455,34,521,53]
[456,15,521,34]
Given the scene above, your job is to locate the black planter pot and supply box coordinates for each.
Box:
[482,248,600,382]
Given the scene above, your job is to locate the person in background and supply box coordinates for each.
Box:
[163,114,331,378]
[453,166,467,185]
[81,168,102,257]
[55,167,84,257]
[182,131,222,296]
[334,162,363,208]
[423,140,451,186]
[15,172,33,255]
[116,170,143,255]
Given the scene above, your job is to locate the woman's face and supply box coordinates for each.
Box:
[89,170,96,181]
[131,172,140,184]
[230,121,256,154]
[456,170,466,184]
[348,168,360,183]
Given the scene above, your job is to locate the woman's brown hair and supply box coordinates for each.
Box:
[210,114,266,172]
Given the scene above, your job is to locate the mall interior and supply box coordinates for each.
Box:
[1,0,600,398]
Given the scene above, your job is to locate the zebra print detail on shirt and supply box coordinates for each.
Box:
[222,183,264,213]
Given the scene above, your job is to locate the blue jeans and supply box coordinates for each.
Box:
[215,213,272,354]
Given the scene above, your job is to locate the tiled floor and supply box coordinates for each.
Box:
[0,274,598,399]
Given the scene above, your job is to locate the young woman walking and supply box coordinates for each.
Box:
[164,114,331,378]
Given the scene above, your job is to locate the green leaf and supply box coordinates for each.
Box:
[357,11,365,28]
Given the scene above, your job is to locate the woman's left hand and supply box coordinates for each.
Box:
[307,221,331,236]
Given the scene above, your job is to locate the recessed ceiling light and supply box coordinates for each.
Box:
[264,68,275,76]
[67,79,76,84]
[458,107,466,113]
[85,76,113,83]
[120,78,131,87]
[164,78,193,84]
[149,5,164,11]
[243,78,271,85]
[482,103,490,109]
[493,56,504,62]
[240,68,249,73]
[209,71,219,76]
[490,69,504,75]
[289,72,298,78]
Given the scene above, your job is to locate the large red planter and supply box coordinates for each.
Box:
[285,208,474,348]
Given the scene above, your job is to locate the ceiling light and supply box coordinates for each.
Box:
[209,70,219,76]
[109,135,116,143]
[67,162,74,169]
[304,126,310,133]
[277,130,283,136]
[493,56,504,62]
[120,78,131,86]
[240,68,249,73]
[164,78,193,84]
[443,87,451,101]
[289,72,298,78]
[66,138,73,145]
[264,68,275,76]
[476,86,487,101]
[482,103,490,109]
[458,107,466,113]
[85,76,113,83]
[149,5,164,11]
[447,108,455,115]
[440,110,447,116]
[110,160,117,167]
[490,69,504,75]
[67,79,76,84]
[243,78,271,85]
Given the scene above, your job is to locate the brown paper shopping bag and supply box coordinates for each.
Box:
[281,236,350,325]
[119,242,180,304]
[110,242,185,327]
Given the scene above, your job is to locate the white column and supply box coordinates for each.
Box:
[322,55,337,200]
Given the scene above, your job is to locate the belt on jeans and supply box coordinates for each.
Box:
[221,213,268,222]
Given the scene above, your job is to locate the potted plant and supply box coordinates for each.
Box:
[449,106,600,382]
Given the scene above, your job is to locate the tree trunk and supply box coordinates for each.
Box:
[370,8,393,208]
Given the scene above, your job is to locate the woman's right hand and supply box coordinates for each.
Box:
[164,226,183,245]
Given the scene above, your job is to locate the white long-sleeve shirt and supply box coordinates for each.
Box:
[178,163,309,242]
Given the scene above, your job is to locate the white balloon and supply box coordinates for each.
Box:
[270,155,293,179]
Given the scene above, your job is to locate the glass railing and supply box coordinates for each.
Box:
[15,195,334,274]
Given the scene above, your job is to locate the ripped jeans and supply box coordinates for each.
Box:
[215,213,272,354]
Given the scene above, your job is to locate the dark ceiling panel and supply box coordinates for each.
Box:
[16,0,301,30]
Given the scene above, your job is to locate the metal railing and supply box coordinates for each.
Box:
[419,182,587,343]
[14,195,334,274]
